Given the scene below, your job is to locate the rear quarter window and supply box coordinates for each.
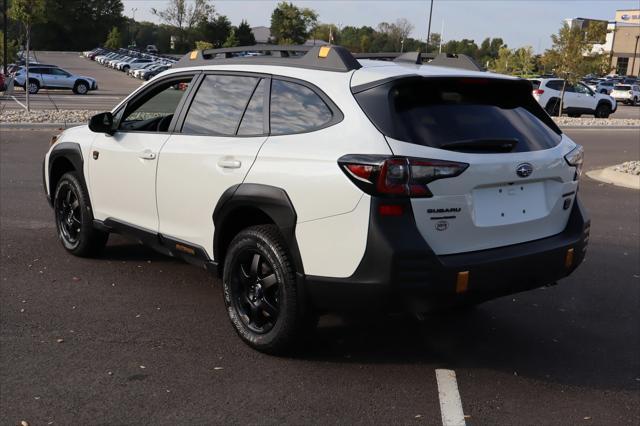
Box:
[269,79,334,135]
[354,77,562,153]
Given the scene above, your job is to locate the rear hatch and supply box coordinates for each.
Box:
[611,85,632,98]
[353,76,579,255]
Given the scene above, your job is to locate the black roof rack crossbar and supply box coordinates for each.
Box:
[354,51,483,71]
[175,45,362,72]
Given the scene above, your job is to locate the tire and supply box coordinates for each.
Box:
[545,99,560,117]
[27,79,39,94]
[634,97,638,106]
[222,225,315,355]
[53,172,108,257]
[594,103,611,118]
[74,81,89,95]
[122,65,130,72]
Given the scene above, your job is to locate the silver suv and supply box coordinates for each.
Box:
[14,65,97,94]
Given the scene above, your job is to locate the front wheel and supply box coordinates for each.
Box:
[53,172,108,257]
[594,103,611,118]
[74,81,89,95]
[223,225,315,354]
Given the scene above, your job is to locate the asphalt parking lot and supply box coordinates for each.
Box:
[1,52,640,120]
[0,127,638,425]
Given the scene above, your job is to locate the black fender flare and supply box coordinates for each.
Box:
[47,142,84,205]
[596,99,612,109]
[212,183,304,274]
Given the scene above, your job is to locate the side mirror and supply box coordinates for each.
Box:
[89,112,115,135]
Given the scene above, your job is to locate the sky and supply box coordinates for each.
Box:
[122,0,639,53]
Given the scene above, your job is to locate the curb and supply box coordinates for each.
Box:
[587,167,640,190]
[1,123,84,129]
[560,126,640,130]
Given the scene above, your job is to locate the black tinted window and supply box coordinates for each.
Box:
[183,74,259,135]
[270,80,333,135]
[238,79,266,135]
[354,77,562,153]
[546,80,565,90]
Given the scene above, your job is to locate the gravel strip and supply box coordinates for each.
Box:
[553,117,640,127]
[612,161,640,176]
[1,109,99,124]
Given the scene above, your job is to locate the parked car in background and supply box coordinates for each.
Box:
[611,84,640,105]
[532,78,616,118]
[119,58,154,72]
[142,64,170,80]
[596,80,615,94]
[13,65,97,94]
[146,45,159,54]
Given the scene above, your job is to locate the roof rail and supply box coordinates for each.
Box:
[174,45,362,72]
[354,51,483,71]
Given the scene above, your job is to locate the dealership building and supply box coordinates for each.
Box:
[597,9,639,76]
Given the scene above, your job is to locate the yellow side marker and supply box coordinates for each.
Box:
[175,243,195,255]
[456,271,469,294]
[318,46,331,58]
[565,248,574,269]
[189,50,199,60]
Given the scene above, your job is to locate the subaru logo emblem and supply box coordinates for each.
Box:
[516,163,533,178]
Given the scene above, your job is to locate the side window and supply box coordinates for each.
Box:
[546,80,565,91]
[182,74,259,136]
[238,79,267,136]
[270,79,333,135]
[574,83,590,94]
[119,75,194,132]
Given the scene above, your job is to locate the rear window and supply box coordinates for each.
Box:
[614,85,631,90]
[353,77,562,153]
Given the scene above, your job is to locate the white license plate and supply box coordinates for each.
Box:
[473,182,548,226]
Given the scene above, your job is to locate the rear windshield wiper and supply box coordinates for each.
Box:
[439,138,519,153]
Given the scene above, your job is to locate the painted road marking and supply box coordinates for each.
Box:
[436,369,466,426]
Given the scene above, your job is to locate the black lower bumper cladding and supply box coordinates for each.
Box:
[305,197,590,312]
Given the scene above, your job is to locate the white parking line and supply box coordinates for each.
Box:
[436,369,466,426]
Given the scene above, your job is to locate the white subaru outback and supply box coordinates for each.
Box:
[43,46,590,354]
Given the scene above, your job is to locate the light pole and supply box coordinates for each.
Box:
[632,34,640,77]
[426,0,434,53]
[130,7,138,48]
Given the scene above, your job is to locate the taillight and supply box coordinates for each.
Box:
[339,155,468,198]
[533,89,544,95]
[564,145,584,181]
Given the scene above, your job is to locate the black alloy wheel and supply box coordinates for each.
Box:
[229,249,281,334]
[55,181,82,249]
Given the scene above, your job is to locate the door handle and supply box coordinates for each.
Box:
[138,150,156,160]
[217,159,241,169]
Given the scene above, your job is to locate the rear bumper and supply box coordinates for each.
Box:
[305,196,590,313]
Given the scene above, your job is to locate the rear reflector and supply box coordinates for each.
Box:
[456,271,469,293]
[565,248,574,269]
[533,89,544,95]
[378,204,404,216]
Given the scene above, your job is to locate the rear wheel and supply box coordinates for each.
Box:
[223,225,315,354]
[594,103,611,118]
[53,172,108,257]
[545,99,560,117]
[27,79,39,94]
[634,96,638,106]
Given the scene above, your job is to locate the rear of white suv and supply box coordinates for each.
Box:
[42,46,590,354]
[532,78,616,118]
[610,84,640,105]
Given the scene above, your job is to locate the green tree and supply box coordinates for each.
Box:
[196,14,232,48]
[152,0,214,50]
[9,0,47,111]
[492,46,513,74]
[195,40,214,50]
[104,26,122,49]
[0,31,20,66]
[223,29,239,48]
[312,23,339,44]
[542,21,607,114]
[513,46,534,76]
[270,2,318,44]
[236,20,255,46]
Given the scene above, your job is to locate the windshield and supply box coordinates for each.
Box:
[353,77,562,153]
